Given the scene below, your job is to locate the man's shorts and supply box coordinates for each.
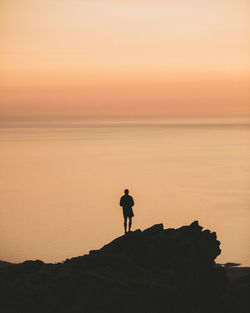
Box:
[123,207,134,218]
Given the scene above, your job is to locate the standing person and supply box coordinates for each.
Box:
[120,189,134,234]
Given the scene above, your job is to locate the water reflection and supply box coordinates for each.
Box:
[0,118,249,265]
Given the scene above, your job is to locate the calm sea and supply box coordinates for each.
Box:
[1,118,250,265]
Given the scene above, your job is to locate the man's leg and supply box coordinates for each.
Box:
[124,216,128,234]
[129,217,132,232]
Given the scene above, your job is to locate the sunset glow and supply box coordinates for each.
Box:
[1,0,249,120]
[1,0,250,267]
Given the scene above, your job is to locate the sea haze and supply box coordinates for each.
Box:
[0,118,250,265]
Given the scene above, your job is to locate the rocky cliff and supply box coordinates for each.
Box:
[0,221,229,313]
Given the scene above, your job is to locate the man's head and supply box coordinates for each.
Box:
[124,189,129,195]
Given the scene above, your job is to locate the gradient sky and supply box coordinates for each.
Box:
[1,0,249,120]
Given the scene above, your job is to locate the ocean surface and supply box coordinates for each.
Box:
[1,118,250,265]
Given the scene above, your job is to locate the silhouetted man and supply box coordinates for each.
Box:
[120,189,134,234]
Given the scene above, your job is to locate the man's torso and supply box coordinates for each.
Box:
[120,195,134,208]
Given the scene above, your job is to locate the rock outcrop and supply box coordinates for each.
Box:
[0,221,228,313]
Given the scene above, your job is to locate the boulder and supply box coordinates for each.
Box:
[0,221,228,313]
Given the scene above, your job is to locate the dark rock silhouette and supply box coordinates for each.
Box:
[224,262,241,268]
[0,221,247,313]
[0,260,14,268]
[224,270,250,313]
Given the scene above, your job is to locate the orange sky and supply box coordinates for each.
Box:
[1,0,249,120]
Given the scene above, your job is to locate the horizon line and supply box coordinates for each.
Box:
[1,116,250,129]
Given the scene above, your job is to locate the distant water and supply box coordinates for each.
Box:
[0,118,250,265]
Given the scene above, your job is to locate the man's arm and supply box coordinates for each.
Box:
[120,197,123,206]
[131,197,134,207]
